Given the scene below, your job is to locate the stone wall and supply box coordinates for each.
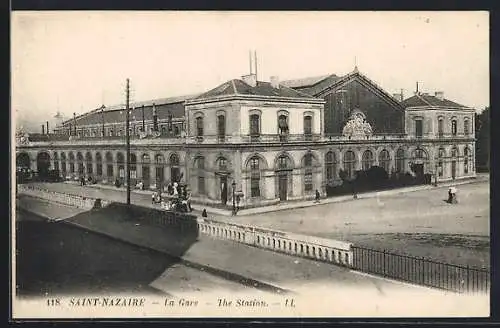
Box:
[17,184,111,210]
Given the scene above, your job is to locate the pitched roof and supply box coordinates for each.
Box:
[281,74,332,88]
[402,94,469,109]
[194,79,317,100]
[61,94,199,127]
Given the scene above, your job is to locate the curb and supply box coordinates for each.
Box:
[62,177,486,217]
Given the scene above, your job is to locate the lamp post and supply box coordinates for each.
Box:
[232,180,236,215]
[434,162,438,186]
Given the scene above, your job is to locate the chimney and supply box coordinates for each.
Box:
[242,74,257,87]
[42,124,45,134]
[392,93,403,102]
[435,91,444,101]
[270,76,280,89]
[46,121,49,135]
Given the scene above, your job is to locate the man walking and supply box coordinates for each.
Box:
[314,189,321,203]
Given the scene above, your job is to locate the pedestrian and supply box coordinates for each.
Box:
[450,186,458,204]
[152,192,156,204]
[314,189,321,203]
[167,183,173,195]
[202,209,208,217]
[447,187,453,203]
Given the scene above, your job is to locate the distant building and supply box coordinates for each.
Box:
[15,67,476,209]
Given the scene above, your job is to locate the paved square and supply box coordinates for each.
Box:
[222,181,490,267]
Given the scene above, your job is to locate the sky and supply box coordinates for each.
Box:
[11,11,489,132]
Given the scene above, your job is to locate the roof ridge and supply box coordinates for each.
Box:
[416,93,434,107]
[279,84,315,98]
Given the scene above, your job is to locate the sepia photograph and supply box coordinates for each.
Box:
[11,11,490,318]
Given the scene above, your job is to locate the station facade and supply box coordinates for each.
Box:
[16,68,476,209]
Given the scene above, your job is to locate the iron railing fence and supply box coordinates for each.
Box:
[352,246,490,294]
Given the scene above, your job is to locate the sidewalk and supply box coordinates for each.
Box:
[17,195,433,296]
[42,173,488,217]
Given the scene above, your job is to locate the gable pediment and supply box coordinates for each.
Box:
[316,73,404,112]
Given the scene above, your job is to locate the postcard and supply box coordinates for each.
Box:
[11,10,490,319]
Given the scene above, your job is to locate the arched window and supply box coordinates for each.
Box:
[69,152,75,173]
[105,152,113,178]
[304,115,312,140]
[362,150,374,171]
[53,152,59,172]
[304,153,313,192]
[325,151,337,182]
[278,114,289,135]
[378,149,391,174]
[130,153,137,180]
[438,117,444,137]
[76,152,84,175]
[155,154,165,186]
[196,156,205,194]
[196,116,204,137]
[451,119,457,136]
[395,148,405,173]
[438,148,445,177]
[60,153,67,176]
[464,119,470,135]
[249,157,260,197]
[250,113,261,140]
[96,152,102,176]
[343,150,356,179]
[464,147,470,174]
[217,114,225,142]
[85,152,93,175]
[117,152,125,179]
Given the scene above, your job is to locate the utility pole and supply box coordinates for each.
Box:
[125,78,131,206]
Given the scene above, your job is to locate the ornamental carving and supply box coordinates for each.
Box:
[342,108,373,139]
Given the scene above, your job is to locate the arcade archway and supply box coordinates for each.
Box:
[36,152,51,178]
[16,152,31,169]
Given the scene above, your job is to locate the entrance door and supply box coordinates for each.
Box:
[413,164,424,183]
[451,161,456,180]
[107,165,113,179]
[143,166,150,189]
[220,176,228,205]
[278,173,288,201]
[171,167,180,183]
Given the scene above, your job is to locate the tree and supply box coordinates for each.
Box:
[475,107,490,172]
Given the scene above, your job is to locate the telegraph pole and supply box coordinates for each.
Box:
[125,79,131,206]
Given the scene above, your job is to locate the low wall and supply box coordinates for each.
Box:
[17,184,111,210]
[196,218,353,266]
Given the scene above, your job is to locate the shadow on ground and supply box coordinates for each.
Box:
[15,203,199,297]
